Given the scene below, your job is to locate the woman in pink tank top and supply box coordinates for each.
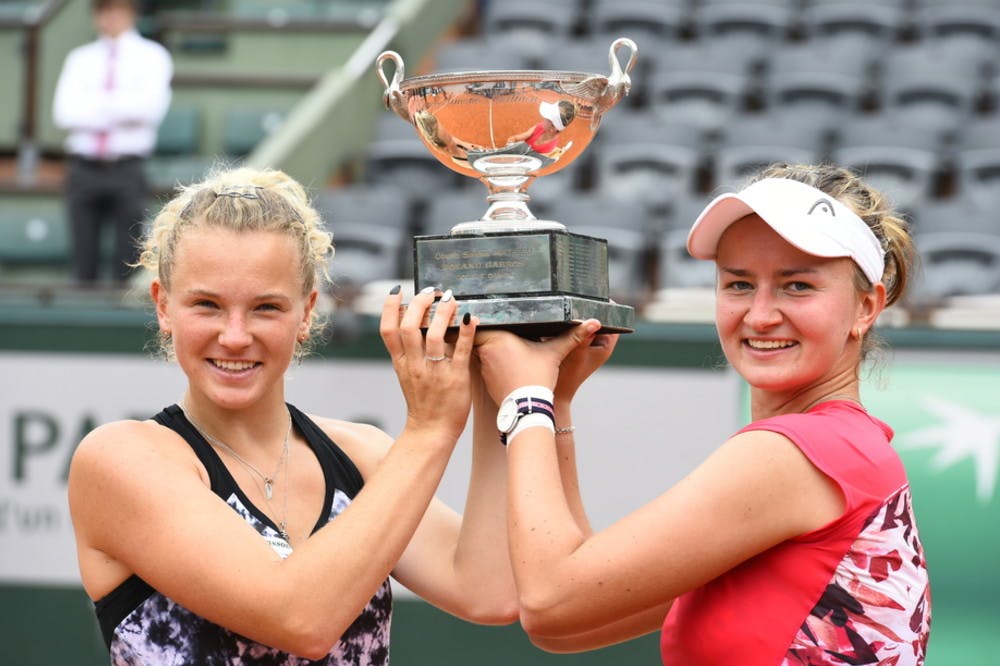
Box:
[474,162,931,665]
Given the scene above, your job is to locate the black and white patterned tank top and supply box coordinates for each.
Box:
[94,403,393,665]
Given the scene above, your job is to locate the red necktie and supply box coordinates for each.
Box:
[95,41,116,158]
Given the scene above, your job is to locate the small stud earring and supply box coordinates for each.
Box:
[856,327,863,339]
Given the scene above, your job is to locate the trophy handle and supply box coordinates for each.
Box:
[563,38,637,119]
[596,37,638,114]
[376,50,410,122]
[607,37,638,94]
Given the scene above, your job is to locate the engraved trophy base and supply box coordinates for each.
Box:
[432,294,635,338]
[414,228,635,337]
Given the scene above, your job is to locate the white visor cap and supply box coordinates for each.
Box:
[538,101,565,131]
[687,178,886,285]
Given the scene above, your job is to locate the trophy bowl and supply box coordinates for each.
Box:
[376,38,638,337]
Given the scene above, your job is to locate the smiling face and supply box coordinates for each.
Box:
[152,226,317,413]
[714,215,883,409]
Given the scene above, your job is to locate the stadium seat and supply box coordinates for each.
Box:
[221,106,289,157]
[597,107,706,154]
[315,183,411,233]
[908,198,1000,307]
[365,113,461,204]
[689,1,796,71]
[229,0,320,21]
[953,117,1000,209]
[798,1,907,57]
[535,34,613,73]
[876,46,984,143]
[0,1,36,21]
[326,221,409,292]
[651,190,716,296]
[709,114,826,193]
[148,103,211,191]
[480,0,580,64]
[647,38,758,80]
[912,2,1000,66]
[419,189,487,237]
[760,42,871,126]
[0,204,71,283]
[645,181,720,312]
[647,64,750,141]
[657,226,717,290]
[586,0,687,45]
[830,115,944,213]
[155,104,202,156]
[315,183,414,282]
[590,110,704,216]
[544,191,652,235]
[528,162,587,207]
[146,155,214,192]
[661,189,712,233]
[316,184,412,291]
[229,1,390,26]
[433,37,533,73]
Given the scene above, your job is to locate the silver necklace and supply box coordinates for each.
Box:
[180,403,293,541]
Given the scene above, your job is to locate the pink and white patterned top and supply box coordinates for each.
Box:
[661,400,931,666]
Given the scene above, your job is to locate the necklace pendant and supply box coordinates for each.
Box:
[264,479,273,501]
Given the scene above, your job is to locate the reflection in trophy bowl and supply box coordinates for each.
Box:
[378,38,637,232]
[410,85,591,180]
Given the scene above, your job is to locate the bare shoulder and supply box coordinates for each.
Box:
[304,414,393,479]
[69,418,206,510]
[702,428,833,494]
[68,417,211,597]
[72,419,157,469]
[75,418,166,448]
[702,428,845,536]
[71,418,195,474]
[715,428,811,470]
[717,428,836,483]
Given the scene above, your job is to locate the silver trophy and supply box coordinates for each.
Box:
[377,38,638,336]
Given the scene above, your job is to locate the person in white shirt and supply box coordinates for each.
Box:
[53,0,173,286]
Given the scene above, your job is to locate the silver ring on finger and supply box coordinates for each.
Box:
[425,354,448,362]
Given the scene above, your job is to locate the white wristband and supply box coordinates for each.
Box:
[504,385,554,404]
[506,413,555,444]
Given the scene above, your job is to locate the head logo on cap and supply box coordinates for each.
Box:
[808,199,836,217]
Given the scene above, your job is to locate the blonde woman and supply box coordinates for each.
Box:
[68,166,515,663]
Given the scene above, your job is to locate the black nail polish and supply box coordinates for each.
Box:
[462,312,471,325]
[389,284,401,295]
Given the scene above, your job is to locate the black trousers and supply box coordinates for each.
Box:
[65,155,149,284]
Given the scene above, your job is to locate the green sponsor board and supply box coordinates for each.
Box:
[865,361,999,666]
[867,363,999,596]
